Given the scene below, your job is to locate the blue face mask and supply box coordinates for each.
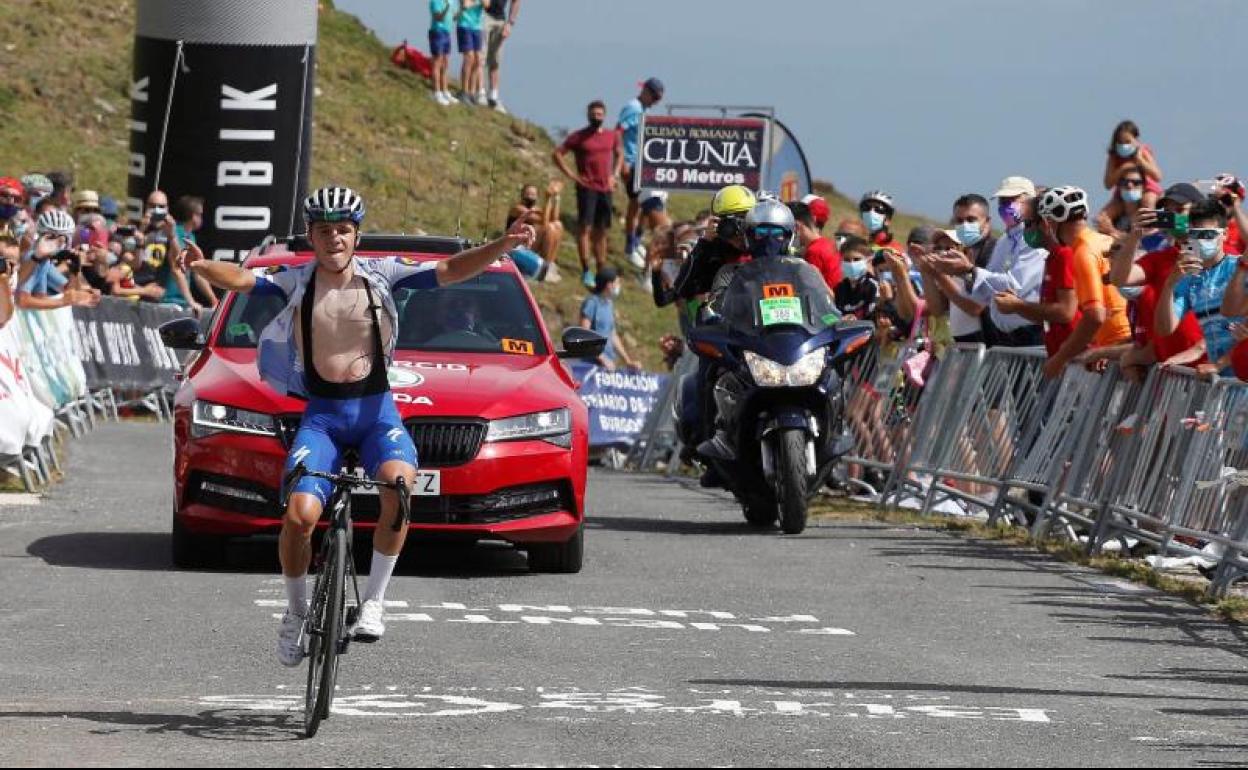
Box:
[1119,285,1144,302]
[1115,143,1137,159]
[843,260,868,281]
[861,210,885,233]
[0,203,19,221]
[749,229,790,259]
[1196,238,1222,261]
[1121,188,1143,204]
[955,222,983,247]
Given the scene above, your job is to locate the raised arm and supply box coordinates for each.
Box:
[182,242,257,293]
[436,219,536,286]
[1109,207,1153,287]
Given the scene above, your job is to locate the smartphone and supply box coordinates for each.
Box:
[1152,210,1189,234]
[115,225,136,237]
[872,252,888,268]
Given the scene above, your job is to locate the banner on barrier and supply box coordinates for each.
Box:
[570,363,669,448]
[72,298,190,393]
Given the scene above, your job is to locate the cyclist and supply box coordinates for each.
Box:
[180,185,535,666]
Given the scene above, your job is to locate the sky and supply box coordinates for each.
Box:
[336,0,1245,221]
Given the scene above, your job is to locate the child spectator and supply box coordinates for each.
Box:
[1102,120,1162,208]
[789,201,841,291]
[1096,163,1147,240]
[834,236,878,320]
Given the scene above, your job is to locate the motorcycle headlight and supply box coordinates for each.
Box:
[744,349,826,387]
[191,400,277,438]
[486,408,572,448]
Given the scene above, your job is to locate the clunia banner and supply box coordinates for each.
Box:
[635,115,767,193]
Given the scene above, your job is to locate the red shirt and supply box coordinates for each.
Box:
[1135,247,1205,363]
[804,236,842,290]
[1042,244,1079,356]
[871,230,903,253]
[1227,218,1246,258]
[560,126,620,193]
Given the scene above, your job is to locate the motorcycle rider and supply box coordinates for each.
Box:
[695,196,808,463]
[671,184,756,309]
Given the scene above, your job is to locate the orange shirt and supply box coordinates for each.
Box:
[1071,228,1132,348]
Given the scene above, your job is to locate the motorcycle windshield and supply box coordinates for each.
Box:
[719,257,839,336]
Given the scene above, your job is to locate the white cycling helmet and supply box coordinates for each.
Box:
[303,185,366,226]
[36,208,76,237]
[859,189,895,214]
[1037,186,1089,223]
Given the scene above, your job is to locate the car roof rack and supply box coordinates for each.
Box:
[257,233,472,256]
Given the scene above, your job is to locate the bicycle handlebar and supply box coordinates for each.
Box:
[282,462,413,532]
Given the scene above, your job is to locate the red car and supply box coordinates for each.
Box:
[162,234,602,573]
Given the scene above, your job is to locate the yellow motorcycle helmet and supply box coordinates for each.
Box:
[711,185,757,217]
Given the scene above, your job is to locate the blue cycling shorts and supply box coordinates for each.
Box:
[282,392,418,507]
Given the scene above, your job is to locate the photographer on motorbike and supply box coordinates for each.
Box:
[694,196,811,462]
[671,184,756,309]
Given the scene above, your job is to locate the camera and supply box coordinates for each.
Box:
[116,225,136,237]
[872,252,888,268]
[149,206,168,223]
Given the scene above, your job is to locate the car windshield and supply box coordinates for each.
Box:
[718,256,839,336]
[215,265,547,356]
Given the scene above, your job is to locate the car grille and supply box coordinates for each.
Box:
[406,419,487,468]
[351,481,572,524]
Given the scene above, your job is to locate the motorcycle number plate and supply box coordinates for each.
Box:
[759,296,803,326]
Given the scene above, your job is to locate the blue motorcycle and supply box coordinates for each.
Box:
[677,257,872,534]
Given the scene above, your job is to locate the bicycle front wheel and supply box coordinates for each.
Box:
[304,529,347,737]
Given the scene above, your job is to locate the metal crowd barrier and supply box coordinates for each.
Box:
[625,351,698,475]
[827,337,1248,598]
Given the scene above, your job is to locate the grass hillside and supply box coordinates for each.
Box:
[0,0,930,368]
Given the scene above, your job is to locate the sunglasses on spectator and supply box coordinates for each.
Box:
[1187,228,1224,240]
[1118,177,1145,188]
[860,202,890,215]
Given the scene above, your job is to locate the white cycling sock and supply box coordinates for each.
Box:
[285,574,307,614]
[363,550,399,604]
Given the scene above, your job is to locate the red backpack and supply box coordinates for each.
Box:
[390,40,433,80]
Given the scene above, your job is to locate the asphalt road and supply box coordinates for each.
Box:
[1,421,1247,767]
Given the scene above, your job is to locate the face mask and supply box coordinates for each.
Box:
[106,251,119,267]
[955,222,984,247]
[1121,188,1143,204]
[1196,238,1222,261]
[611,283,621,298]
[11,220,27,240]
[1023,227,1043,249]
[1118,285,1144,301]
[588,118,604,130]
[861,210,885,233]
[1115,143,1137,159]
[843,260,868,281]
[521,197,537,208]
[0,203,19,220]
[998,201,1024,229]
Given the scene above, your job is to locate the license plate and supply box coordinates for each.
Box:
[341,468,440,496]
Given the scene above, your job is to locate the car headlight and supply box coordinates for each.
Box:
[485,408,572,448]
[744,349,826,387]
[192,400,278,438]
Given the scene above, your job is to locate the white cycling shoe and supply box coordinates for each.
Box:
[277,605,307,668]
[351,599,386,642]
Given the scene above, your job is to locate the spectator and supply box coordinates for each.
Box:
[428,0,454,106]
[789,201,841,291]
[649,220,699,333]
[800,194,832,231]
[833,236,878,320]
[133,189,181,306]
[929,178,1047,347]
[1212,173,1247,256]
[877,244,922,330]
[1162,199,1245,376]
[15,209,99,311]
[1096,163,1147,240]
[1102,120,1162,207]
[505,181,564,282]
[171,195,219,314]
[1107,182,1207,379]
[1032,186,1131,378]
[833,217,868,252]
[46,170,73,209]
[616,78,664,261]
[482,0,521,112]
[924,194,997,344]
[552,99,623,288]
[455,0,486,105]
[579,266,638,371]
[20,173,52,210]
[858,190,903,252]
[71,189,101,224]
[100,195,120,228]
[0,225,18,328]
